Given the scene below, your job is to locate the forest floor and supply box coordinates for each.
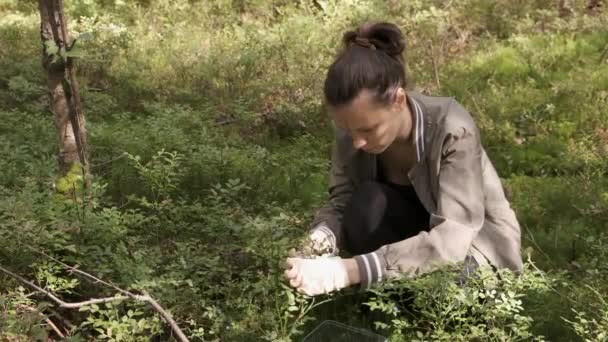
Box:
[1,1,607,341]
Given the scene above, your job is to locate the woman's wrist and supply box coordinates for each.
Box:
[343,258,361,286]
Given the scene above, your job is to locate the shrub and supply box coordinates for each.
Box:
[366,263,550,341]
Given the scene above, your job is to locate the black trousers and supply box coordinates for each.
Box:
[342,180,430,256]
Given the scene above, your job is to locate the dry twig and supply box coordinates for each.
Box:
[0,262,189,342]
[17,304,66,338]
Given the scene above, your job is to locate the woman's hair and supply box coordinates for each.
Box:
[324,21,407,108]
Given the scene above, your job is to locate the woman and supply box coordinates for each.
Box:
[284,22,523,297]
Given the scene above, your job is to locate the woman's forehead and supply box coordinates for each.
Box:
[329,90,386,128]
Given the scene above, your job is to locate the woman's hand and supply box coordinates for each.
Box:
[283,257,360,296]
[307,228,338,256]
[289,228,338,258]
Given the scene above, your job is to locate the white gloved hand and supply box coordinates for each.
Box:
[284,256,350,296]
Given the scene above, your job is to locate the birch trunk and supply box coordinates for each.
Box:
[39,0,90,189]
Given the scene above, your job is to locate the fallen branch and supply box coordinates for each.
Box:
[31,248,131,294]
[0,264,126,308]
[0,263,189,342]
[46,317,66,338]
[47,306,76,331]
[17,304,66,338]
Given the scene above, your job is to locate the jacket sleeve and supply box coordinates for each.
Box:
[309,134,354,250]
[353,126,485,289]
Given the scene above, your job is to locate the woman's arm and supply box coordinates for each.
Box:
[309,131,355,251]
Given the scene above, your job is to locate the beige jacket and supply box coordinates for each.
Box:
[311,91,523,289]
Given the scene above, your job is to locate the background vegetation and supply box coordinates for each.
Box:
[0,0,607,340]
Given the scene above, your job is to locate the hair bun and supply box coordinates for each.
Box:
[343,22,406,61]
[353,37,377,49]
[342,31,359,46]
[326,21,408,107]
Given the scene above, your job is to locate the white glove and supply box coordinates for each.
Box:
[284,257,350,296]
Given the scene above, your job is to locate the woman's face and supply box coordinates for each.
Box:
[329,88,411,154]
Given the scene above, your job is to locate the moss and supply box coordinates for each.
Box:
[56,162,84,195]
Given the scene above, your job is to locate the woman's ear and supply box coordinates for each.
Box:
[393,87,407,110]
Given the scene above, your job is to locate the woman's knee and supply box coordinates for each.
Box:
[342,181,392,253]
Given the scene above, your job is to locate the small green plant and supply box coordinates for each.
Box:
[366,263,550,341]
[272,284,334,341]
[564,285,608,341]
[33,260,80,295]
[0,286,49,340]
[125,149,183,203]
[79,301,161,341]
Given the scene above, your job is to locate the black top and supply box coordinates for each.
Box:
[377,159,429,215]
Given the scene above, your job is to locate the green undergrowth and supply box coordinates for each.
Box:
[1,0,607,340]
[444,32,608,177]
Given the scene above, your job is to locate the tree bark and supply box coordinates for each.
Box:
[39,0,91,189]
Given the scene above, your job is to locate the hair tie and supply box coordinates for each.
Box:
[353,37,376,50]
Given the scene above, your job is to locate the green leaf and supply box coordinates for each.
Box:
[138,318,148,330]
[77,31,93,41]
[286,289,295,306]
[64,244,77,253]
[44,39,59,55]
[64,45,85,58]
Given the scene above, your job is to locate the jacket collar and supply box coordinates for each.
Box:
[409,93,426,163]
[406,91,439,189]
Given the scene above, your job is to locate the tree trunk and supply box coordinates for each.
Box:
[39,0,91,190]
